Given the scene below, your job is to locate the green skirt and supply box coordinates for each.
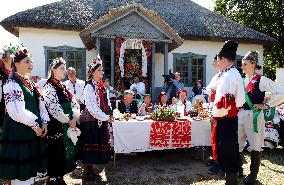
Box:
[0,116,47,181]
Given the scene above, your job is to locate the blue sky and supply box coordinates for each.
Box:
[0,0,215,47]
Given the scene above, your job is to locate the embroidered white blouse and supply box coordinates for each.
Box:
[3,79,50,127]
[43,82,80,123]
[82,80,111,121]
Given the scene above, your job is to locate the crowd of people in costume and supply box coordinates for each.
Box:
[0,40,284,185]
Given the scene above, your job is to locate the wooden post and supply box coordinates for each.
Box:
[111,38,115,87]
[151,42,156,98]
[96,37,100,57]
[164,42,169,75]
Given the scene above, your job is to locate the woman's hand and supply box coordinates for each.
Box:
[107,116,114,123]
[263,97,271,104]
[253,104,269,110]
[69,118,77,128]
[33,127,43,137]
[41,124,48,137]
[140,103,146,113]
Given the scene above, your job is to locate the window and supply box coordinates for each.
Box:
[173,53,206,87]
[235,55,244,76]
[44,46,86,80]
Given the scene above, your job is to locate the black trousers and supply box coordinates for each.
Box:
[216,116,240,173]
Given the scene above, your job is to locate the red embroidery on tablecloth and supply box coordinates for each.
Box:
[149,121,171,148]
[172,120,191,148]
[150,120,192,149]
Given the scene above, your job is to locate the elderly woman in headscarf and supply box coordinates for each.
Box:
[79,56,113,182]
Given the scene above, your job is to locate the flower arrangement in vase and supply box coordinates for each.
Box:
[151,106,180,122]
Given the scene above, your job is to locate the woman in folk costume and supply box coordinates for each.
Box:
[156,92,169,107]
[0,45,49,185]
[212,40,246,185]
[206,55,223,175]
[80,56,112,182]
[42,57,80,185]
[0,45,16,133]
[170,89,192,116]
[138,94,154,115]
[239,51,284,185]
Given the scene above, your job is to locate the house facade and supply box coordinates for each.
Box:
[1,0,275,99]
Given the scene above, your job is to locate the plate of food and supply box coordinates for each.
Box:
[192,117,202,121]
[136,116,145,121]
[177,116,189,121]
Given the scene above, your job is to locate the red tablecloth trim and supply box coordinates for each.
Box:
[150,120,191,149]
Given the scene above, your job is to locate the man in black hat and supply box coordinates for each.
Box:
[211,40,246,184]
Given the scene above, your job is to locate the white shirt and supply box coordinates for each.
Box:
[64,79,85,104]
[107,86,116,99]
[37,79,47,94]
[130,82,145,95]
[212,67,245,117]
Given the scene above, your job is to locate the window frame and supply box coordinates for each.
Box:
[44,45,86,79]
[173,52,206,87]
[235,55,244,77]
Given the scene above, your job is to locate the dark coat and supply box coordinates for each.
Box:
[118,100,138,114]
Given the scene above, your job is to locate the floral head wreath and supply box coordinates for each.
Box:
[178,89,188,96]
[0,44,19,62]
[13,44,32,63]
[48,57,66,78]
[50,57,66,69]
[87,55,102,79]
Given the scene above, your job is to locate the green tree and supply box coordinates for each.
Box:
[214,0,284,79]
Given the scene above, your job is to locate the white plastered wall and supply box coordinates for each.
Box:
[19,28,96,78]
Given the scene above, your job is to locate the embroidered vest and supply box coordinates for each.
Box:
[243,76,265,110]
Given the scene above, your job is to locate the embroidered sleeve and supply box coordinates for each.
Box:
[260,76,284,107]
[42,83,70,123]
[71,96,80,119]
[39,95,50,125]
[3,79,38,126]
[83,84,109,121]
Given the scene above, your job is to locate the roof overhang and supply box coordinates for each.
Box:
[80,4,184,51]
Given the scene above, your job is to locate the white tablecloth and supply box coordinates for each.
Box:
[113,119,211,153]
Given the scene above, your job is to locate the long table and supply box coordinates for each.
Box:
[112,119,212,154]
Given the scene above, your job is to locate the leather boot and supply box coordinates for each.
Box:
[83,164,99,181]
[243,151,261,185]
[225,173,238,185]
[238,152,244,178]
[46,178,57,185]
[56,177,67,185]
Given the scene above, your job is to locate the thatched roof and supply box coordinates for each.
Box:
[0,0,276,46]
[79,4,184,50]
